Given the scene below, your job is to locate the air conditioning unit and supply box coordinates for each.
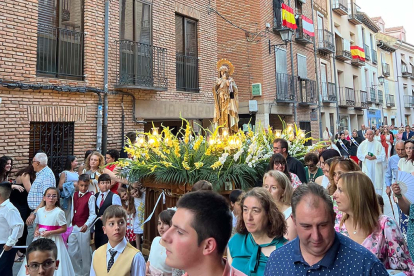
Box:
[249,100,258,113]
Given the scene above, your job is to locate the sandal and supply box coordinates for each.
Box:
[14,251,25,262]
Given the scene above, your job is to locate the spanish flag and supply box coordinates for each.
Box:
[282,3,297,30]
[350,46,365,61]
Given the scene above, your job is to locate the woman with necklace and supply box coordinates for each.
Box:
[334,172,414,274]
[228,188,287,276]
[303,153,323,183]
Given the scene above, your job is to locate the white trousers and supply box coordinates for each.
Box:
[67,225,92,276]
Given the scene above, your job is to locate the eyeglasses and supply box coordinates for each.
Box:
[27,260,55,272]
[274,162,286,167]
[45,195,58,199]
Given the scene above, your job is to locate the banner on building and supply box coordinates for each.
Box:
[350,46,365,61]
[301,15,314,37]
[282,3,297,29]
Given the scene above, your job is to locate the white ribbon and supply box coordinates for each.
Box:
[143,191,165,225]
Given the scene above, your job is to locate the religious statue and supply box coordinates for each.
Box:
[213,59,239,134]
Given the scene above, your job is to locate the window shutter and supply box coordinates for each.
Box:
[275,48,287,74]
[297,54,307,79]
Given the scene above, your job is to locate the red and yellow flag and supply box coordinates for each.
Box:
[350,46,365,61]
[282,3,297,30]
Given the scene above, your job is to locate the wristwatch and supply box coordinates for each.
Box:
[395,193,403,199]
[32,211,37,216]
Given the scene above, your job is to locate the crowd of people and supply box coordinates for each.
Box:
[0,126,414,275]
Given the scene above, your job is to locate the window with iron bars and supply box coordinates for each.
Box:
[29,122,75,182]
[36,0,84,80]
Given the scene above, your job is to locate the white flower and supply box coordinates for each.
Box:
[234,148,244,162]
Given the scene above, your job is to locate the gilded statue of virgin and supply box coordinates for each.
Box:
[213,59,239,133]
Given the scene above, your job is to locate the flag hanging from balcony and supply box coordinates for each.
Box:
[350,46,365,61]
[282,3,297,29]
[301,15,314,37]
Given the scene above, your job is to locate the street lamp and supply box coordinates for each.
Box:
[378,75,385,85]
[268,28,294,54]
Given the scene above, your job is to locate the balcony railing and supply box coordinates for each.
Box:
[115,40,168,90]
[317,29,335,54]
[36,24,84,79]
[383,63,390,77]
[386,94,395,107]
[369,87,377,103]
[364,44,370,61]
[296,16,313,45]
[276,73,295,103]
[360,90,368,108]
[332,0,348,15]
[378,90,384,105]
[335,37,352,61]
[321,82,337,103]
[338,87,355,107]
[372,49,377,64]
[297,78,317,105]
[402,64,411,77]
[176,54,199,92]
[404,95,414,108]
[348,1,361,25]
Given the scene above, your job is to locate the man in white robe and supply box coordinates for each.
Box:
[357,129,386,194]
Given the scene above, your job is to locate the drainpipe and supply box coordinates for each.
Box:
[288,0,297,123]
[310,0,323,138]
[96,93,103,152]
[329,0,340,132]
[393,49,403,126]
[102,0,110,155]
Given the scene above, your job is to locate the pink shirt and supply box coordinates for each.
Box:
[182,259,246,276]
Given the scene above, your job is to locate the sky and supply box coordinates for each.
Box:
[358,0,414,44]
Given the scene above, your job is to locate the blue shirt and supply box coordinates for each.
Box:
[384,154,400,187]
[27,166,56,210]
[264,232,388,275]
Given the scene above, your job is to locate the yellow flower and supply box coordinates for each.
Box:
[161,161,172,168]
[193,135,203,151]
[194,162,203,169]
[210,161,222,170]
[151,165,157,172]
[184,124,191,144]
[182,161,191,170]
[205,148,212,156]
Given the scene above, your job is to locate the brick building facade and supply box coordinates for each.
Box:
[0,0,218,175]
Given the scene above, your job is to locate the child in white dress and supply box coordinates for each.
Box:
[18,187,75,276]
[130,181,145,250]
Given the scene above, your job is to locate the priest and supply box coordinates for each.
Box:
[357,129,386,194]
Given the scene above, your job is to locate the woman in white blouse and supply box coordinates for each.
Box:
[263,170,296,240]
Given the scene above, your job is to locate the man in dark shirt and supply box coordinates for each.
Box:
[273,138,307,183]
[264,183,388,275]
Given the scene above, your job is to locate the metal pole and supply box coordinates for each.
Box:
[102,0,109,155]
[329,0,340,133]
[310,0,322,138]
[96,93,103,152]
[393,51,403,126]
[287,0,297,123]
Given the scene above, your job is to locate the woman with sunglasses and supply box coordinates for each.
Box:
[303,153,323,183]
[314,149,341,189]
[335,172,414,274]
[268,154,301,189]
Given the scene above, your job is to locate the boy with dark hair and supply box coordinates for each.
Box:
[25,239,59,276]
[229,189,243,228]
[90,206,145,276]
[68,174,97,276]
[162,191,246,276]
[94,174,122,248]
[0,181,24,276]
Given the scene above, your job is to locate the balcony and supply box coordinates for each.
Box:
[369,87,377,103]
[37,24,84,80]
[176,54,199,92]
[348,2,361,25]
[332,0,348,15]
[335,37,352,61]
[351,56,365,67]
[360,90,368,109]
[297,78,317,105]
[372,49,377,64]
[378,90,384,105]
[404,95,414,108]
[402,64,412,78]
[115,40,168,90]
[386,94,395,107]
[321,82,337,103]
[364,44,370,61]
[338,87,355,107]
[382,63,390,77]
[317,29,335,54]
[276,73,295,103]
[296,16,313,45]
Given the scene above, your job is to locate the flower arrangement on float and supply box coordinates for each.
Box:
[117,118,323,191]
